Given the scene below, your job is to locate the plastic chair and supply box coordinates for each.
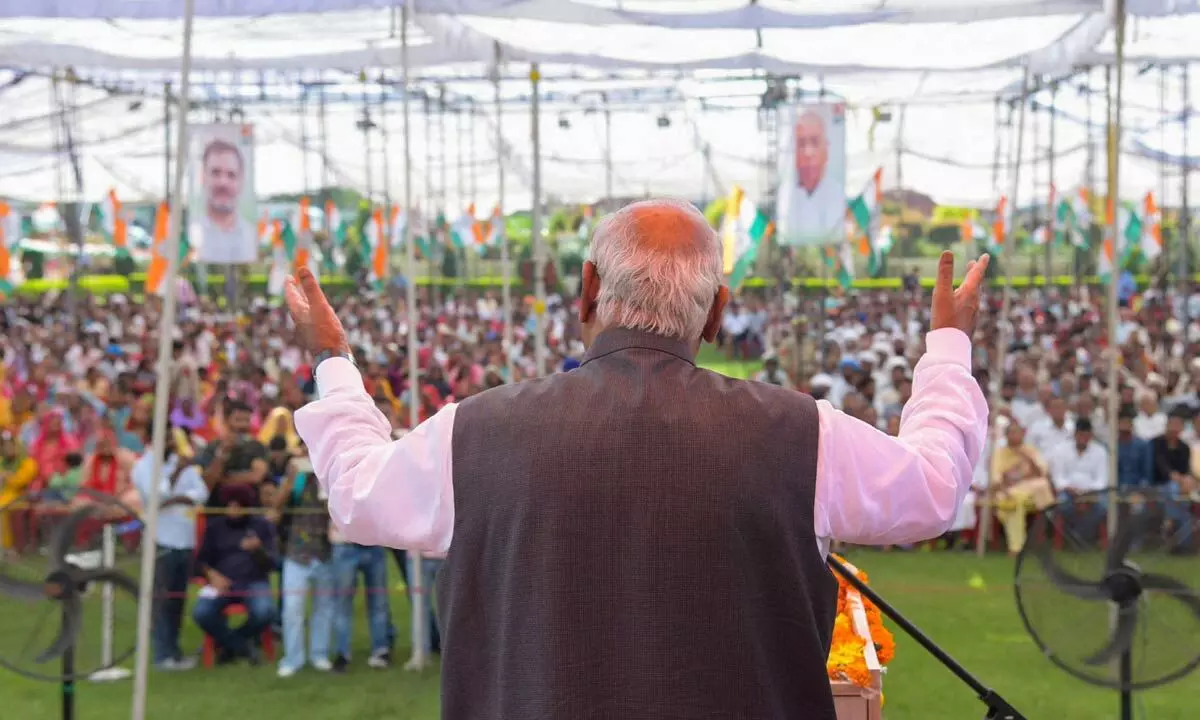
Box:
[199,600,276,667]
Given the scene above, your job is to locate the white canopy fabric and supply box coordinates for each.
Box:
[0,3,1197,211]
[2,1,1197,23]
[0,7,1107,74]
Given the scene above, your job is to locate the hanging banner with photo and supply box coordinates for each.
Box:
[189,123,257,265]
[775,103,847,247]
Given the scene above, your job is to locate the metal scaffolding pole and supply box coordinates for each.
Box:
[494,43,514,383]
[399,2,428,673]
[978,69,1031,558]
[131,0,196,716]
[531,63,547,377]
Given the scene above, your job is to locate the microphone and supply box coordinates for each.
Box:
[826,555,1027,720]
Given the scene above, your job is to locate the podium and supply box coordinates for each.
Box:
[828,559,885,720]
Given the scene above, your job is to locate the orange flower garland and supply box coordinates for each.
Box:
[827,555,896,688]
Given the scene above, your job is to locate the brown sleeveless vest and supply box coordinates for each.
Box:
[439,328,837,719]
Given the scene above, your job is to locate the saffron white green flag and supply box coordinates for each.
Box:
[389,206,408,248]
[450,205,476,250]
[848,168,883,237]
[0,201,23,296]
[1140,192,1162,261]
[721,186,771,291]
[824,242,854,289]
[868,225,893,277]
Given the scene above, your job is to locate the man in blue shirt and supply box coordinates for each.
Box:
[1116,406,1154,488]
[193,483,277,664]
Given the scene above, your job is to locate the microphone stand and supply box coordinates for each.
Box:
[827,555,1027,720]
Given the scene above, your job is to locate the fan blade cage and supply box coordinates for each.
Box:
[1015,488,1200,691]
[0,489,145,682]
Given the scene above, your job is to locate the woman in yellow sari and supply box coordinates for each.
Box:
[0,430,38,551]
[257,406,301,453]
[990,421,1057,556]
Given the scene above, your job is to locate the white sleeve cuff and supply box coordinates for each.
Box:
[315,357,364,400]
[923,329,972,372]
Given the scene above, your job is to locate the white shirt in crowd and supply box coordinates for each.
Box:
[1134,412,1167,441]
[132,452,209,551]
[1027,417,1075,457]
[1046,441,1109,493]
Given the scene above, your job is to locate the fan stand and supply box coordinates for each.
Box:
[1120,650,1132,720]
[61,624,74,720]
[828,556,1027,720]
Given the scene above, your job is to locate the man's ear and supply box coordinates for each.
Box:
[579,261,600,325]
[701,286,730,343]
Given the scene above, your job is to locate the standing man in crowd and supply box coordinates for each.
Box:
[133,437,208,670]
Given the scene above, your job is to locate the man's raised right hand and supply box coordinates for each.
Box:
[285,269,350,358]
[930,251,990,336]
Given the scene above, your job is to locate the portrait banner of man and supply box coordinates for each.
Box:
[189,124,258,265]
[774,104,847,247]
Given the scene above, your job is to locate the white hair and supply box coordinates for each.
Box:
[586,198,723,340]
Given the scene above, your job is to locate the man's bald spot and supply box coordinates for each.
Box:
[620,200,713,252]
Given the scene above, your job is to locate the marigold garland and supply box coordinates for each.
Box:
[826,555,895,691]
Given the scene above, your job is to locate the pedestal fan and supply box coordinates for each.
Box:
[1015,487,1200,720]
[0,489,142,720]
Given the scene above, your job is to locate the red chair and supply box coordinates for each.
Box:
[200,601,276,667]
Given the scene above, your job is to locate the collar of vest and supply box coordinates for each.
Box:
[582,327,696,367]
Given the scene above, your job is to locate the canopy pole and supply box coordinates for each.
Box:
[530,63,547,377]
[1084,67,1096,285]
[400,1,428,673]
[1182,63,1191,289]
[978,67,1030,558]
[381,81,393,214]
[604,92,613,206]
[1105,0,1126,545]
[494,43,514,383]
[320,84,329,192]
[469,99,477,207]
[1047,81,1057,284]
[131,0,195,716]
[424,92,435,300]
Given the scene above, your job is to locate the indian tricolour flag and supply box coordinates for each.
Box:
[823,243,854,289]
[366,206,388,289]
[388,206,408,248]
[480,206,503,249]
[989,196,1008,253]
[293,197,317,274]
[145,201,171,295]
[848,167,883,237]
[450,205,476,250]
[868,225,893,277]
[721,186,771,291]
[1031,184,1058,246]
[100,188,128,253]
[0,201,23,296]
[1099,198,1120,284]
[1140,191,1162,260]
[324,199,345,271]
[264,220,289,296]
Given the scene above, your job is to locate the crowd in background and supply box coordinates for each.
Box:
[1,275,1199,676]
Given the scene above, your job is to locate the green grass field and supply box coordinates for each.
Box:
[3,551,1198,720]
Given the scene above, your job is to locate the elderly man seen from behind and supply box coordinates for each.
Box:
[287,198,989,720]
